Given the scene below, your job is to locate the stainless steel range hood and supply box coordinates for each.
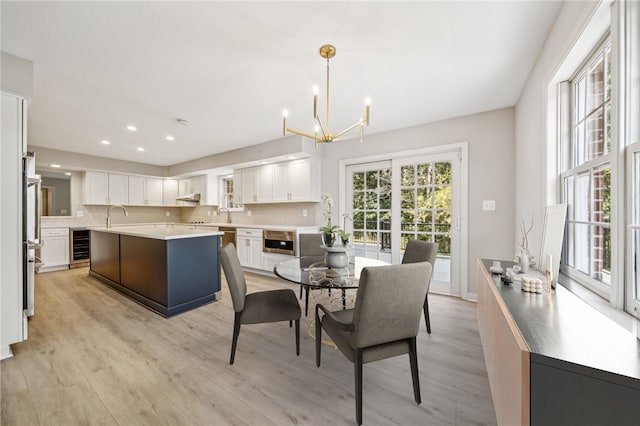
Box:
[176,193,201,202]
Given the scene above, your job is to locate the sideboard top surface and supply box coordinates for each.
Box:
[479,259,640,385]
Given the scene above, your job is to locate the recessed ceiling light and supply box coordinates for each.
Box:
[137,147,145,152]
[127,125,137,132]
[50,164,61,168]
[64,172,72,176]
[165,135,175,141]
[101,140,111,145]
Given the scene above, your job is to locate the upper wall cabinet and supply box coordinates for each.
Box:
[241,164,273,203]
[162,179,179,207]
[128,176,163,206]
[83,171,128,205]
[236,158,320,204]
[273,158,319,202]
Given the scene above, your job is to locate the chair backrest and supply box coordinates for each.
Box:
[402,239,438,267]
[220,243,247,312]
[351,262,431,349]
[299,233,325,256]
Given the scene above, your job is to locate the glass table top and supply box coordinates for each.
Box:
[273,256,390,289]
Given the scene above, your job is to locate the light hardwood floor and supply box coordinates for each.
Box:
[1,267,497,425]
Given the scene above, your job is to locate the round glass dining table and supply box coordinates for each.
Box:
[273,255,390,289]
[274,255,389,346]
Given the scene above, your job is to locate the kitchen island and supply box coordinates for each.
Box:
[90,226,223,317]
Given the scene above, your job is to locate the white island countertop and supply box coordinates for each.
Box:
[92,225,224,241]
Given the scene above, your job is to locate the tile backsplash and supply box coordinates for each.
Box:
[42,203,320,228]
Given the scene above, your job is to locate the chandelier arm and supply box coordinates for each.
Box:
[315,116,328,138]
[285,127,322,141]
[332,120,365,140]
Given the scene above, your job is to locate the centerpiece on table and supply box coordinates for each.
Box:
[319,194,348,268]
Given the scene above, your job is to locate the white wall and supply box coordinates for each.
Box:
[515,1,601,262]
[321,107,516,294]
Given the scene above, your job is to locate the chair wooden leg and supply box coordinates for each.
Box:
[355,349,363,425]
[230,312,241,365]
[424,296,431,334]
[299,284,303,300]
[315,305,322,367]
[409,337,421,404]
[342,289,346,310]
[295,319,300,356]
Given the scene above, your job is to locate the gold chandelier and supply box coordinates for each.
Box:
[282,44,370,145]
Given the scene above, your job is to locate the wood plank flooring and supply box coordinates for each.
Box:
[1,267,497,425]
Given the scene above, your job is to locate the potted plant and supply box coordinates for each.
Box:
[320,194,338,247]
[320,224,339,247]
[339,212,352,246]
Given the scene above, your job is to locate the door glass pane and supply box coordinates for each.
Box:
[351,166,392,261]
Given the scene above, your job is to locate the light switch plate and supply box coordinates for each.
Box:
[482,200,496,211]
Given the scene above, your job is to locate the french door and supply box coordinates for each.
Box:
[345,151,462,296]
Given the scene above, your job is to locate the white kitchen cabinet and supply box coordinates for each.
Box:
[163,179,179,206]
[236,228,263,269]
[129,176,163,206]
[240,165,273,204]
[257,158,321,203]
[83,171,129,205]
[191,175,208,205]
[233,172,243,204]
[38,228,70,272]
[262,252,294,272]
[205,174,218,206]
[108,174,129,205]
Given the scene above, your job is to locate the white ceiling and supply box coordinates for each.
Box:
[1,1,562,166]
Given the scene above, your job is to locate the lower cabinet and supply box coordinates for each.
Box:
[262,252,294,272]
[37,228,70,272]
[236,228,263,269]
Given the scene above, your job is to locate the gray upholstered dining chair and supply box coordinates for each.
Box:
[402,240,438,333]
[298,233,326,316]
[220,243,301,364]
[315,261,432,425]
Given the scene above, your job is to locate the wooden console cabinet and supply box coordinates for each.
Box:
[477,259,640,426]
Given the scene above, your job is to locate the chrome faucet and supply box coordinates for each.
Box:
[219,207,232,224]
[106,205,129,229]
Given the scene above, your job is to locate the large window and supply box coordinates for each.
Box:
[562,38,612,296]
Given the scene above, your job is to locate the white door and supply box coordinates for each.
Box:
[345,151,463,296]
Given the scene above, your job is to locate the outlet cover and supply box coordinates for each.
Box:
[165,211,171,217]
[77,210,83,217]
[482,200,496,211]
[247,210,252,217]
[302,209,307,217]
[207,210,211,216]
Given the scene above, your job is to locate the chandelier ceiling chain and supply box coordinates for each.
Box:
[282,44,370,145]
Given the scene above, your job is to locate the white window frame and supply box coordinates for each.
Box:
[550,0,640,318]
[218,174,243,211]
[560,35,613,300]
